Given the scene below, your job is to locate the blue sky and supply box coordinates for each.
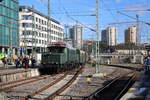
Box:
[19,0,150,43]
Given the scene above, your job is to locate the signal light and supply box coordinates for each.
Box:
[0,0,3,2]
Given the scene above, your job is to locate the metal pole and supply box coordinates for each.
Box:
[24,25,27,57]
[47,0,51,47]
[9,22,13,63]
[136,15,140,55]
[136,15,140,45]
[32,5,35,56]
[96,0,99,73]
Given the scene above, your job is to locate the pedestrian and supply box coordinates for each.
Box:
[16,57,21,68]
[2,57,8,68]
[21,57,24,67]
[145,55,150,74]
[31,57,36,68]
[24,56,29,69]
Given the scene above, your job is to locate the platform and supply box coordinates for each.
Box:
[121,71,150,100]
[0,65,40,83]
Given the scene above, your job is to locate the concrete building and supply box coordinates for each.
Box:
[125,26,137,44]
[106,27,117,46]
[69,25,83,49]
[101,30,107,44]
[0,0,19,56]
[19,6,64,55]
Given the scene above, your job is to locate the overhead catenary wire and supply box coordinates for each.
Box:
[59,0,96,32]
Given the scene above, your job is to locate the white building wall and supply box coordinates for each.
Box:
[19,6,64,53]
[130,26,136,43]
[70,25,83,49]
[106,27,117,46]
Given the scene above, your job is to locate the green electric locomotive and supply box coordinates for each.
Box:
[41,42,87,73]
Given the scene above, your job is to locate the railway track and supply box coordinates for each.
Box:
[53,64,136,100]
[84,70,140,100]
[0,75,52,91]
[46,68,82,100]
[16,67,82,100]
[105,64,143,71]
[1,68,79,92]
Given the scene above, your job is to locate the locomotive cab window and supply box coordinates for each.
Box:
[48,46,65,53]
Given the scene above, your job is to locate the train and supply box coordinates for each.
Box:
[41,42,88,73]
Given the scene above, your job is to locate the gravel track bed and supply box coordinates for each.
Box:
[30,74,75,100]
[0,75,49,88]
[4,74,64,100]
[54,64,132,100]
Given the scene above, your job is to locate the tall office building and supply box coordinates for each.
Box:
[101,30,107,44]
[19,6,64,55]
[106,27,117,46]
[125,26,137,44]
[69,25,83,49]
[0,0,19,55]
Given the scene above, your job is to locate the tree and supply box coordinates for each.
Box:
[99,41,108,53]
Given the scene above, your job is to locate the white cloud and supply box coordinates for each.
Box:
[116,0,122,3]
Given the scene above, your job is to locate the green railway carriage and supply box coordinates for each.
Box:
[68,48,77,64]
[41,42,87,73]
[42,46,68,65]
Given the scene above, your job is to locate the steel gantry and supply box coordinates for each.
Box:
[96,0,100,73]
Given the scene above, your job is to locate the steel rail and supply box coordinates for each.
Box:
[0,71,68,92]
[84,70,136,100]
[114,71,139,100]
[0,75,52,92]
[0,75,48,87]
[46,67,82,100]
[20,67,81,100]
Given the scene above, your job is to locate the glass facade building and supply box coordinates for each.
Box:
[0,0,19,54]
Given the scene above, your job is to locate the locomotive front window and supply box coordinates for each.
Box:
[48,47,65,53]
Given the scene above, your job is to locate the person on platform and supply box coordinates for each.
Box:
[24,56,29,69]
[16,57,21,68]
[31,57,36,68]
[2,57,8,68]
[145,55,150,74]
[21,57,24,67]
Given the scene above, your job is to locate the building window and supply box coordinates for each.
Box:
[39,33,41,37]
[22,23,33,28]
[36,17,38,22]
[20,8,29,12]
[39,19,41,23]
[22,15,33,20]
[36,39,38,43]
[39,39,41,44]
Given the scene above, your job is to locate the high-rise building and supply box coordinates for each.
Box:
[101,30,107,44]
[0,0,19,55]
[19,6,64,55]
[106,27,117,46]
[69,25,83,49]
[125,26,137,44]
